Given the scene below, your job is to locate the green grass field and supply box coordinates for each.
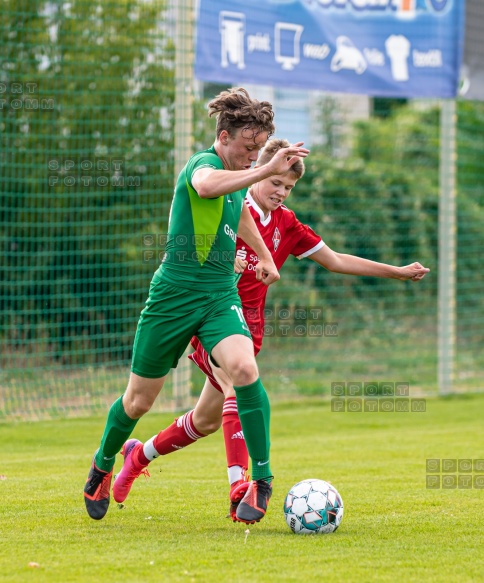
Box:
[1,394,483,582]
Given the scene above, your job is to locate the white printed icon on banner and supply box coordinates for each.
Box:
[220,11,246,70]
[385,35,411,81]
[331,37,367,75]
[275,22,303,71]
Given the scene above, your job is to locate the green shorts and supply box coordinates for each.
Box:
[131,278,252,378]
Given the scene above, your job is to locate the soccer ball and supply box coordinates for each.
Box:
[283,479,344,534]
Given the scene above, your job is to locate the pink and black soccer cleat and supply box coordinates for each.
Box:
[112,439,150,503]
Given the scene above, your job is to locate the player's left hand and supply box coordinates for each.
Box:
[256,258,280,286]
[397,262,430,281]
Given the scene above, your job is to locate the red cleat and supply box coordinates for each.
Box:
[228,476,250,522]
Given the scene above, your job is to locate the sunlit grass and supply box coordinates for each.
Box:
[1,395,483,582]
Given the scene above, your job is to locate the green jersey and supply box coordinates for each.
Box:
[156,146,246,290]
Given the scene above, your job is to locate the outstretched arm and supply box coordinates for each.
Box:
[308,244,429,282]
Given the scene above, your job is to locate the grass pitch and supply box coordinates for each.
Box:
[1,394,483,582]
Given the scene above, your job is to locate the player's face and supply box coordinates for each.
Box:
[253,172,297,214]
[217,128,269,171]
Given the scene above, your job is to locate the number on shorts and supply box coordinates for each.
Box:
[231,304,245,322]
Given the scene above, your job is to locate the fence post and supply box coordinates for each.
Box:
[172,0,194,410]
[438,99,457,395]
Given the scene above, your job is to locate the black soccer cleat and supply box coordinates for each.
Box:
[235,478,273,524]
[84,453,113,520]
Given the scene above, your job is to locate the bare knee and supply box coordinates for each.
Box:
[122,393,152,418]
[123,374,164,418]
[192,405,222,435]
[227,359,258,386]
[194,415,221,436]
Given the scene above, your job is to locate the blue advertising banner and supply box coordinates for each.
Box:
[195,0,465,98]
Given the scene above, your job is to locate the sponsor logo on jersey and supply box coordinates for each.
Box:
[272,227,281,251]
[236,246,247,260]
[224,223,237,242]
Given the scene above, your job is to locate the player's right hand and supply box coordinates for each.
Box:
[268,141,310,175]
[255,259,280,286]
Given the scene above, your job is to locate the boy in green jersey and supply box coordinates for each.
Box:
[83,87,309,523]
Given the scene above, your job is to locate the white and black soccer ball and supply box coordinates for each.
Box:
[283,479,344,534]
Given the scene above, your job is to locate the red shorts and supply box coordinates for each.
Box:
[188,337,224,392]
[243,306,263,356]
[188,313,263,393]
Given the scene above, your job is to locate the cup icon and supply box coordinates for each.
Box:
[220,11,246,70]
[385,35,411,81]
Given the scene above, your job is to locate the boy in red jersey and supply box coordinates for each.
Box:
[113,139,429,521]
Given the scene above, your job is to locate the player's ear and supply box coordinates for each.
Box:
[220,130,229,145]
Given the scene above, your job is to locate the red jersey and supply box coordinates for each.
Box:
[188,193,324,392]
[236,192,324,354]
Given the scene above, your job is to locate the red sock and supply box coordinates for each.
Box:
[222,397,249,471]
[133,443,150,467]
[143,410,204,459]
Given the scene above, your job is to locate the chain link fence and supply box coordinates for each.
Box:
[1,0,483,420]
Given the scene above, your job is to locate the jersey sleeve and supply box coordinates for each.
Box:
[289,216,325,259]
[185,151,223,190]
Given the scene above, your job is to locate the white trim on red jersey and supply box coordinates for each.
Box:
[297,240,325,259]
[245,191,272,227]
[244,191,325,259]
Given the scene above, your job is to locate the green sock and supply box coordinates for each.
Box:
[233,378,272,482]
[94,396,138,472]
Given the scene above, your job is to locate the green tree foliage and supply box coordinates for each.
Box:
[277,99,484,333]
[455,100,484,325]
[1,2,483,372]
[1,0,174,366]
